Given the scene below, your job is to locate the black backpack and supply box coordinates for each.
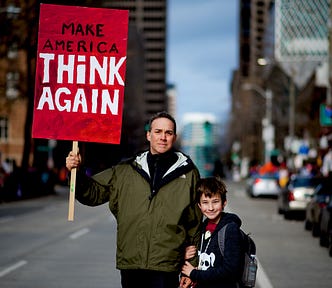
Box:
[218,224,258,287]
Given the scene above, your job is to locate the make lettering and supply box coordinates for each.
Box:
[62,23,105,37]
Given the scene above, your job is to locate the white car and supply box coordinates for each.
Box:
[277,175,321,220]
[246,174,280,198]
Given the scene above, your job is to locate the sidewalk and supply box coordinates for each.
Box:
[0,185,69,219]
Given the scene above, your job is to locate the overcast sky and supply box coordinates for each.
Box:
[167,0,239,127]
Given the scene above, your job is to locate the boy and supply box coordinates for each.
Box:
[181,177,243,288]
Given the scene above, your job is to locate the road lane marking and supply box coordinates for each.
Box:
[0,260,27,278]
[257,257,274,288]
[69,227,90,239]
[42,206,57,212]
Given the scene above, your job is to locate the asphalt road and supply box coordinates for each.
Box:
[0,181,331,288]
[0,186,120,288]
[226,180,332,288]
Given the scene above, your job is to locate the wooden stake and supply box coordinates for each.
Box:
[68,141,78,221]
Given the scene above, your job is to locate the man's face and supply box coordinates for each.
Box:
[146,117,177,155]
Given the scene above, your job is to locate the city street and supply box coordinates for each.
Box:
[0,186,120,288]
[226,180,332,288]
[0,181,331,288]
[1,2,331,288]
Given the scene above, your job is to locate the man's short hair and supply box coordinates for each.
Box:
[148,111,177,134]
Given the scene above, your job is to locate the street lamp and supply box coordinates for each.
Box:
[242,83,274,163]
[257,57,296,153]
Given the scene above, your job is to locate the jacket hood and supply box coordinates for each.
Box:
[134,150,194,177]
[218,212,242,228]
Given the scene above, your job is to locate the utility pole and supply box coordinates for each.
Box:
[242,84,274,163]
[263,89,274,163]
[289,68,295,144]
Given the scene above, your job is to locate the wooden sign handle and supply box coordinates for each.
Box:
[68,141,78,221]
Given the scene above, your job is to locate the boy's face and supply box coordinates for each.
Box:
[198,194,226,223]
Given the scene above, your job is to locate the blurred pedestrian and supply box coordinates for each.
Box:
[181,177,243,288]
[0,152,10,201]
[278,162,289,188]
[213,158,225,179]
[66,111,202,288]
[321,147,332,178]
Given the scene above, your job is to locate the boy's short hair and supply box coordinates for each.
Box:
[196,177,227,203]
[148,111,177,134]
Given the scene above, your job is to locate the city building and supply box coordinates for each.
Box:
[0,0,28,170]
[103,0,168,121]
[230,0,273,164]
[166,83,176,118]
[230,0,330,170]
[180,113,219,177]
[0,0,168,175]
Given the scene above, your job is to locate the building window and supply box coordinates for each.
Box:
[0,117,9,142]
[6,71,19,99]
[7,42,18,59]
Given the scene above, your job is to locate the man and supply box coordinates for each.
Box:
[66,111,202,288]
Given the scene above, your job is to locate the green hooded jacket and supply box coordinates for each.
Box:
[74,150,202,272]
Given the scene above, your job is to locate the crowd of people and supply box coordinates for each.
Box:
[243,144,332,188]
[0,153,57,203]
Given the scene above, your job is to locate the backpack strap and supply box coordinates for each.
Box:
[217,223,229,256]
[218,224,246,288]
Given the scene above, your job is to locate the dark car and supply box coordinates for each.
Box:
[277,175,322,220]
[319,195,332,256]
[305,179,332,237]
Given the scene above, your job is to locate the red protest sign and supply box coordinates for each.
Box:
[32,4,129,144]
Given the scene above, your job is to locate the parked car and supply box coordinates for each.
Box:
[277,175,322,220]
[246,173,280,198]
[305,179,332,237]
[319,195,332,255]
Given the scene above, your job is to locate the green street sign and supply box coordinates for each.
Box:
[320,104,332,127]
